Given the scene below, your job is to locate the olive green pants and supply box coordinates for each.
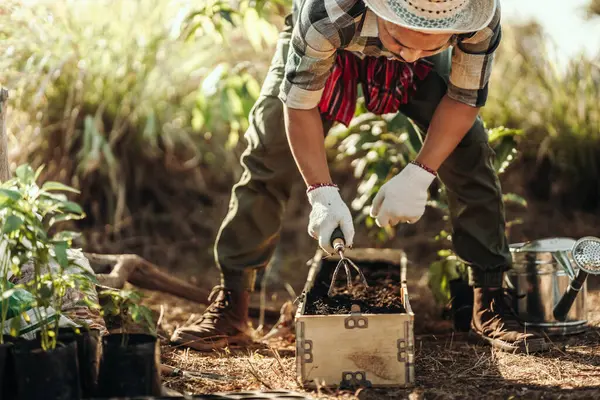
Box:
[213,17,512,291]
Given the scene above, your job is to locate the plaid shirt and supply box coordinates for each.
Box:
[279,0,502,110]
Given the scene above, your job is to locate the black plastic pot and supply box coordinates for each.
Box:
[1,335,27,400]
[12,337,81,400]
[0,341,13,400]
[97,333,162,397]
[449,278,474,332]
[36,328,102,398]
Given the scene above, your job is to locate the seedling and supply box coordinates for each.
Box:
[0,163,94,350]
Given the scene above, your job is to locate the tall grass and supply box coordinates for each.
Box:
[482,22,600,210]
[0,0,598,277]
[0,0,281,263]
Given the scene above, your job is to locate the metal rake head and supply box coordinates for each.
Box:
[327,257,369,297]
[572,236,600,274]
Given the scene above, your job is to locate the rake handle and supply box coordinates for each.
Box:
[553,269,589,321]
[330,226,345,251]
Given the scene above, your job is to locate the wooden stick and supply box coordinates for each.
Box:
[85,252,282,320]
[85,252,211,303]
[0,88,10,182]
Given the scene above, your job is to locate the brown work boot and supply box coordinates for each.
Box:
[170,286,253,351]
[470,287,550,353]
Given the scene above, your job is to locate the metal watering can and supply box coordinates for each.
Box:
[506,236,600,335]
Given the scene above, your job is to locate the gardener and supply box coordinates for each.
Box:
[171,0,551,353]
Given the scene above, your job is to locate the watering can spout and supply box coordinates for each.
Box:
[553,236,600,321]
[553,251,575,279]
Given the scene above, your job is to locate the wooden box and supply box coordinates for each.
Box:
[295,247,415,389]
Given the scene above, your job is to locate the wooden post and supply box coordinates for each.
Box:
[0,88,9,182]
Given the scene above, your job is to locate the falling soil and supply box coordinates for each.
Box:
[305,280,406,315]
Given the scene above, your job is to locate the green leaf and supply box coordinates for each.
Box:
[54,241,69,269]
[49,213,82,227]
[219,9,235,24]
[2,215,23,234]
[130,307,140,323]
[502,193,528,208]
[59,201,84,215]
[226,88,243,116]
[15,164,35,184]
[0,189,22,201]
[41,181,80,194]
[53,231,81,242]
[10,317,21,337]
[245,77,261,100]
[34,165,45,181]
[0,288,16,301]
[243,8,263,51]
[191,108,206,132]
[21,311,30,323]
[141,307,156,332]
[40,191,69,202]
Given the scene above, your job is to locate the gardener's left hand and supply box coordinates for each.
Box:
[369,162,437,227]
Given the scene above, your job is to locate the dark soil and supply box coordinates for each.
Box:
[304,279,406,315]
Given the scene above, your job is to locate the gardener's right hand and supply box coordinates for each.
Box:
[307,185,354,254]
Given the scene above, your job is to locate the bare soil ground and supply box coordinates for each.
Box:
[141,268,600,400]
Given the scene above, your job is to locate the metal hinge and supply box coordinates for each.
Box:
[297,321,313,364]
[398,320,415,384]
[293,292,306,306]
[397,320,412,362]
[340,371,372,388]
[344,304,368,329]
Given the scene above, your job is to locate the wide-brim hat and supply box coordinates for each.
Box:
[363,0,497,34]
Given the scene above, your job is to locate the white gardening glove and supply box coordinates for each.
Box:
[369,162,436,227]
[307,186,355,254]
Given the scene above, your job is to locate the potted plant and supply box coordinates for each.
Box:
[0,164,92,400]
[97,286,161,397]
[31,248,106,399]
[0,242,24,400]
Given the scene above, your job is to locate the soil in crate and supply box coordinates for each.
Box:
[304,260,406,315]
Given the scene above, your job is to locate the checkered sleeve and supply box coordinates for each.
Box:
[279,0,360,110]
[447,4,502,107]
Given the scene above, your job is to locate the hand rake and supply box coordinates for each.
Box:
[327,227,368,297]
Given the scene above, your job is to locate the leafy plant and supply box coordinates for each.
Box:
[99,287,156,339]
[426,125,526,305]
[325,102,526,304]
[193,62,262,150]
[184,0,286,150]
[0,163,93,350]
[0,0,281,236]
[181,0,286,48]
[325,102,422,242]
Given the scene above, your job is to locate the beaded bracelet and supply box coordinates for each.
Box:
[410,160,437,176]
[306,182,338,194]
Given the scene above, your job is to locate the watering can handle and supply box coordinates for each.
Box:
[553,269,589,321]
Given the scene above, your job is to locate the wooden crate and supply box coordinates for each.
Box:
[295,247,415,389]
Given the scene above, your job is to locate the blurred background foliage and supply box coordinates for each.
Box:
[587,0,600,17]
[0,0,598,305]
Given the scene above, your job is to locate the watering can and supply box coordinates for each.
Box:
[507,236,600,336]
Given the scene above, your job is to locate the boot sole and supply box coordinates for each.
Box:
[170,330,253,352]
[467,330,551,354]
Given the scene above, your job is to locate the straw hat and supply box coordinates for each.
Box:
[363,0,498,34]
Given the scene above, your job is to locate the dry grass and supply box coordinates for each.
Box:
[140,264,600,400]
[121,163,600,400]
